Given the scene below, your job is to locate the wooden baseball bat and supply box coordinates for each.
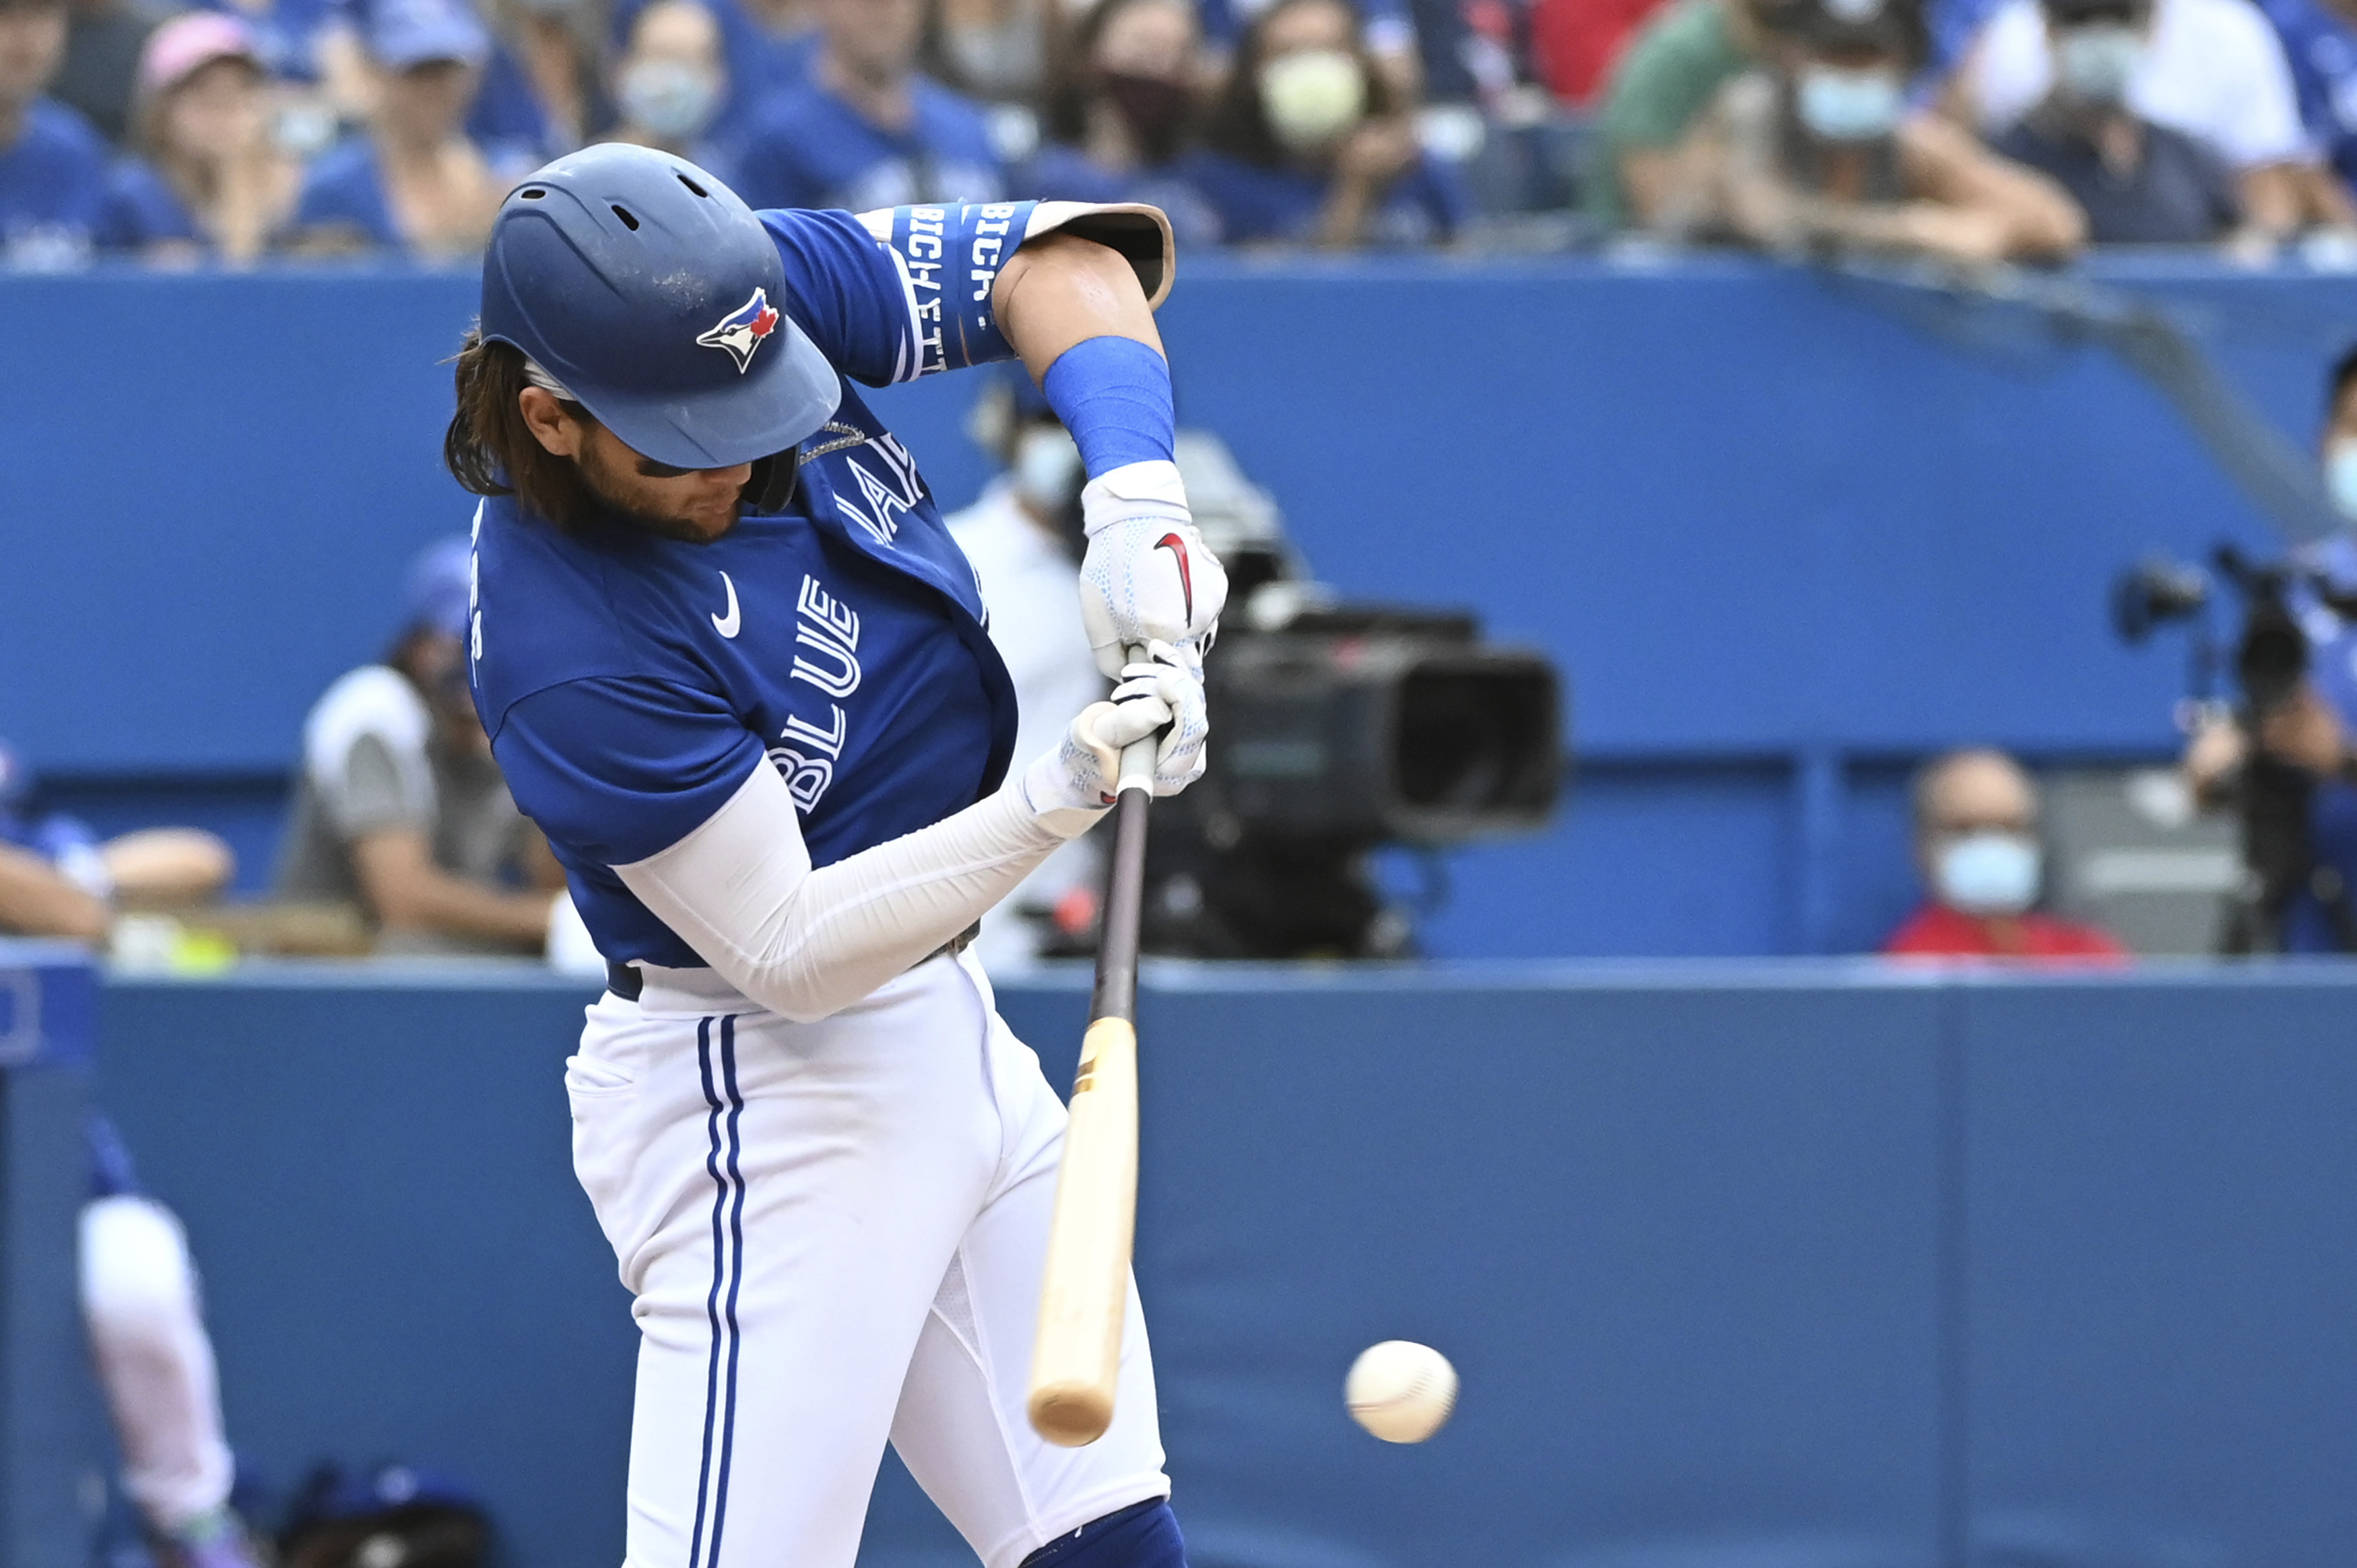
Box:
[1027,653,1158,1447]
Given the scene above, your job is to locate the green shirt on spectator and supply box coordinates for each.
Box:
[1587,0,1754,228]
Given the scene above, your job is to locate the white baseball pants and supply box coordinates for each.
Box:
[566,949,1170,1568]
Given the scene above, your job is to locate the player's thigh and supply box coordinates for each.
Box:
[889,1011,1170,1568]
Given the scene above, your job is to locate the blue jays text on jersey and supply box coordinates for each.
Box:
[467,201,1101,969]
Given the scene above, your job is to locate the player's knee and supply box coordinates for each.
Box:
[1020,1498,1185,1568]
[79,1195,199,1336]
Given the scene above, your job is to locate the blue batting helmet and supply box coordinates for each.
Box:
[478,144,840,473]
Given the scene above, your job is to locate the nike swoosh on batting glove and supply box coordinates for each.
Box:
[1077,460,1230,678]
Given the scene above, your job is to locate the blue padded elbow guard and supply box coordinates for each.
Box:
[1018,1499,1186,1568]
[1040,336,1174,477]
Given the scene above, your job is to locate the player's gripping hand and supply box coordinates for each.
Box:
[1077,461,1229,678]
[1023,642,1209,827]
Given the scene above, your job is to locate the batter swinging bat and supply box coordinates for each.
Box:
[1028,648,1157,1447]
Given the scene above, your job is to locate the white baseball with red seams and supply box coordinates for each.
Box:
[1345,1340,1459,1443]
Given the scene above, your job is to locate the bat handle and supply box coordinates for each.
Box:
[1091,644,1157,1029]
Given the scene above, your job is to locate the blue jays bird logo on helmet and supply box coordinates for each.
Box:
[697,287,782,374]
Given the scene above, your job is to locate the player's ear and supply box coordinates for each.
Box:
[519,386,585,458]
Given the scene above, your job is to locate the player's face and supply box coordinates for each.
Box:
[574,421,756,544]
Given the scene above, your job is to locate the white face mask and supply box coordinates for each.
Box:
[2053,23,2145,106]
[1795,63,1905,141]
[1259,48,1365,151]
[1012,425,1082,512]
[2327,439,2357,520]
[1935,831,2043,916]
[618,57,722,143]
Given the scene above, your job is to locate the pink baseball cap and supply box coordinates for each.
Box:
[137,11,264,98]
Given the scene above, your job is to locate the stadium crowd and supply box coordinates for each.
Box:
[6,0,2357,263]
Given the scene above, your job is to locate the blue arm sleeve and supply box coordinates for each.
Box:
[491,677,768,867]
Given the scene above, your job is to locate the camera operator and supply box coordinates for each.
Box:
[2181,341,2357,951]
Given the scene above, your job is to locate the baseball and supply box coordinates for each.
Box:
[1345,1340,1457,1443]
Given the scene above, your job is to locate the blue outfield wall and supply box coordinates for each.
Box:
[54,961,2357,1568]
[4,257,2354,954]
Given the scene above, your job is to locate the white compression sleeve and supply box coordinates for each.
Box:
[614,761,1094,1022]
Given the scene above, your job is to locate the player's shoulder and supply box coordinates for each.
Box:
[471,498,663,726]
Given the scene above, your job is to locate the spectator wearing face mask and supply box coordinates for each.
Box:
[609,0,733,181]
[1186,0,1468,246]
[100,12,300,260]
[944,370,1106,971]
[1200,0,1422,100]
[605,0,812,156]
[1988,0,2247,240]
[0,0,108,269]
[1653,0,2085,263]
[1956,0,2343,239]
[1884,748,2127,960]
[925,0,1055,117]
[732,0,1002,211]
[286,0,504,254]
[2252,0,2357,214]
[1022,0,1219,244]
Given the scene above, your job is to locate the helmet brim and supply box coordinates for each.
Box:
[560,314,842,472]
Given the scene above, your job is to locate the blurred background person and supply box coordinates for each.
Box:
[461,0,603,167]
[1531,0,1673,108]
[1651,0,2086,263]
[604,0,813,156]
[924,0,1057,165]
[1021,0,1219,244]
[273,537,568,956]
[1200,0,1423,98]
[0,741,234,946]
[1952,0,2344,240]
[608,0,734,178]
[1884,747,2127,959]
[1189,0,1469,246]
[52,0,176,145]
[1987,0,2248,242]
[945,371,1106,971]
[2253,0,2357,218]
[2183,344,2357,952]
[1584,0,1788,232]
[286,0,501,254]
[732,0,1003,210]
[99,12,299,259]
[0,0,107,267]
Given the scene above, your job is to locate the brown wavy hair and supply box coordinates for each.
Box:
[443,328,600,531]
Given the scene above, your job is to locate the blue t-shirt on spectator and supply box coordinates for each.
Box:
[1017,143,1220,248]
[97,159,201,251]
[2256,0,2357,197]
[1181,145,1468,246]
[468,41,557,167]
[733,75,1002,211]
[0,99,108,268]
[292,137,401,248]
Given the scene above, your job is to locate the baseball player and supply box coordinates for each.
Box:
[446,144,1225,1568]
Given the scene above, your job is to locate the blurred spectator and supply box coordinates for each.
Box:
[1652,0,2085,263]
[99,12,299,259]
[1532,0,1669,104]
[0,742,235,944]
[733,0,1003,210]
[2183,345,2357,952]
[609,0,814,154]
[946,371,1105,970]
[1989,0,2245,240]
[53,0,178,145]
[1202,0,1423,98]
[2253,0,2357,214]
[609,0,733,177]
[1585,0,1777,230]
[0,0,108,267]
[927,0,1055,107]
[273,537,567,955]
[1188,0,1469,244]
[1956,0,2334,238]
[1884,748,2127,959]
[463,0,603,163]
[1023,0,1220,243]
[286,0,502,254]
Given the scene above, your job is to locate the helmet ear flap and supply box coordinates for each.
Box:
[744,447,802,514]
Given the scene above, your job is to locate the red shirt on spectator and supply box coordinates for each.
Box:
[1883,904,2129,962]
[1530,0,1671,104]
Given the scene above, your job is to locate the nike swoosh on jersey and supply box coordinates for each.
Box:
[712,572,741,639]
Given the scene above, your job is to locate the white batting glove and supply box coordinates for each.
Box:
[1077,461,1228,678]
[1022,642,1210,829]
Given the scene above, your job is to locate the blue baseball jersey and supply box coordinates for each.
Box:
[471,203,1055,968]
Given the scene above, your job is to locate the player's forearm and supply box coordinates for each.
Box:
[617,762,1085,1023]
[995,232,1166,385]
[0,844,110,943]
